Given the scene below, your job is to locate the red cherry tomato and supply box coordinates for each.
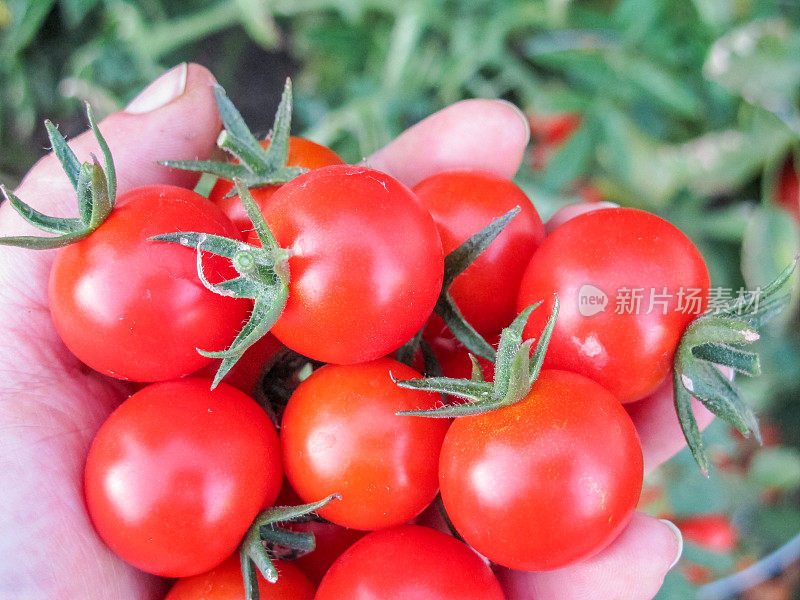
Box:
[49,185,250,382]
[675,514,738,553]
[439,369,643,571]
[84,379,283,577]
[315,525,504,600]
[250,165,444,364]
[518,208,710,403]
[280,358,449,530]
[413,170,545,338]
[209,137,344,234]
[165,554,314,600]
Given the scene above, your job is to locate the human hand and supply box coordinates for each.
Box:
[0,63,704,599]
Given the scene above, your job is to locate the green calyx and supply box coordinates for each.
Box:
[395,296,559,417]
[433,206,522,362]
[0,104,116,249]
[150,181,290,389]
[675,258,798,476]
[239,494,340,598]
[161,79,305,191]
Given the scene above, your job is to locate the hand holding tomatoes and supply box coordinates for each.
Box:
[0,65,717,600]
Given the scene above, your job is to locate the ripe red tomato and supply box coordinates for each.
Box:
[208,137,344,234]
[315,525,504,600]
[675,514,738,553]
[439,369,643,571]
[518,208,710,403]
[413,170,545,338]
[84,379,283,577]
[250,165,444,364]
[49,185,250,382]
[280,358,450,530]
[164,554,314,600]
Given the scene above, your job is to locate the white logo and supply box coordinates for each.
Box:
[578,284,608,317]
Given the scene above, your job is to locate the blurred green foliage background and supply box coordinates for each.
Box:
[3,0,800,597]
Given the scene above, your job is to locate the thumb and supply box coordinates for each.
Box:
[3,63,221,234]
[496,513,683,600]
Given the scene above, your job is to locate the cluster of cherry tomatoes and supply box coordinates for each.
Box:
[8,83,763,600]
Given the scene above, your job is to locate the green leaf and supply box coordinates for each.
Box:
[204,289,289,388]
[239,552,260,600]
[258,494,341,526]
[494,303,538,399]
[212,84,266,165]
[160,159,254,180]
[443,207,520,287]
[529,295,559,385]
[1,187,83,235]
[87,104,116,204]
[393,376,494,404]
[44,119,81,190]
[682,360,760,441]
[692,343,760,376]
[434,294,495,362]
[674,370,710,477]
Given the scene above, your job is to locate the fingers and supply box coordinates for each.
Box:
[496,512,683,600]
[3,63,221,234]
[626,374,716,474]
[367,99,530,187]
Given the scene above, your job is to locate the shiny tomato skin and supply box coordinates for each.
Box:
[440,369,643,571]
[518,208,710,403]
[315,525,504,600]
[49,185,250,382]
[165,554,314,600]
[280,359,450,530]
[250,165,444,364]
[413,170,545,338]
[209,137,344,234]
[84,379,283,577]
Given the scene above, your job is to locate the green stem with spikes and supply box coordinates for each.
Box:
[0,104,116,249]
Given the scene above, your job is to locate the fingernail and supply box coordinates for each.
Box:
[497,99,531,147]
[659,519,684,570]
[125,63,188,114]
